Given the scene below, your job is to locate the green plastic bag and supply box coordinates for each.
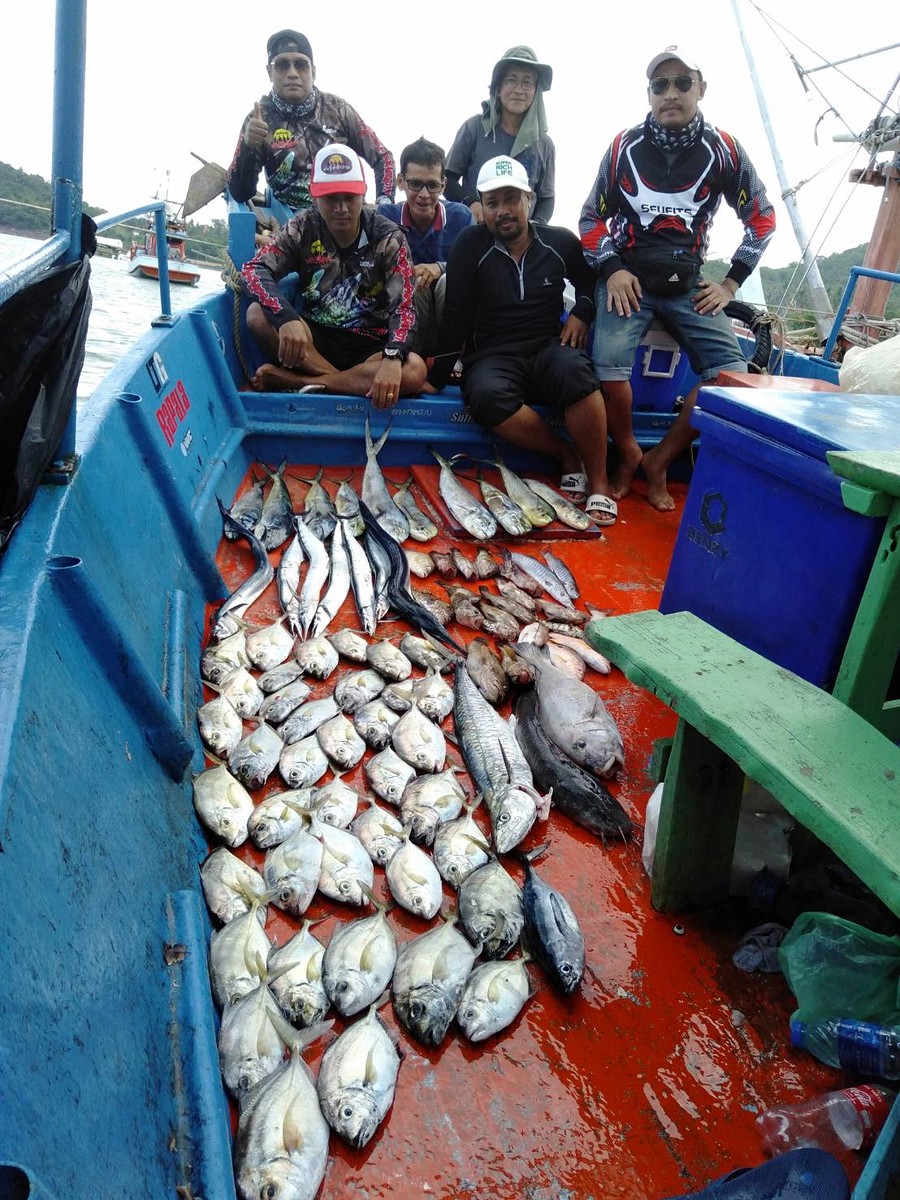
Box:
[778,911,900,1026]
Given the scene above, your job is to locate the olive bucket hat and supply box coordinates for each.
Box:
[490,45,553,92]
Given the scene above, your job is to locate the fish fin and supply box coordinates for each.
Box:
[282,1109,304,1154]
[359,932,383,973]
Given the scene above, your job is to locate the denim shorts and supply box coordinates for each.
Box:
[592,280,746,382]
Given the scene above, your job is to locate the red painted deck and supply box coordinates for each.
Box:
[209,464,855,1200]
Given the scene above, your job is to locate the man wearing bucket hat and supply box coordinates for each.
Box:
[240,144,426,407]
[445,46,555,223]
[580,45,775,511]
[425,155,616,524]
[227,29,395,215]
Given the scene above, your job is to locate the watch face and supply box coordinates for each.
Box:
[383,348,400,359]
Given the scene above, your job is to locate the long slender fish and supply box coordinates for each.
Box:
[309,520,351,639]
[276,530,304,636]
[431,449,496,540]
[522,477,596,531]
[292,517,330,641]
[341,520,378,635]
[213,499,274,640]
[363,417,410,542]
[504,549,573,606]
[542,551,579,601]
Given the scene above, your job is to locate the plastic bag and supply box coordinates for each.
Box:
[838,332,900,395]
[778,911,900,1026]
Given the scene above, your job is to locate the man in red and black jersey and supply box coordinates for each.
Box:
[580,46,775,510]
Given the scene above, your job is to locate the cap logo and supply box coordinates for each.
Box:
[321,153,354,176]
[496,161,514,177]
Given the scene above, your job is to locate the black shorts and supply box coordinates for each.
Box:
[461,339,600,428]
[307,322,384,371]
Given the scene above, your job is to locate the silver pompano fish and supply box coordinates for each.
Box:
[198,691,243,758]
[353,697,400,751]
[365,746,415,805]
[218,665,264,719]
[312,817,374,906]
[456,955,532,1042]
[433,805,491,888]
[411,669,454,722]
[201,847,267,924]
[258,679,313,726]
[317,712,367,770]
[393,475,439,542]
[392,918,477,1047]
[248,790,311,849]
[246,615,296,672]
[431,449,496,540]
[280,696,340,745]
[514,642,625,777]
[385,835,443,919]
[257,661,306,694]
[209,902,270,1008]
[519,847,585,995]
[279,734,329,790]
[268,920,329,1028]
[366,639,413,682]
[294,635,339,680]
[522,477,595,531]
[263,825,323,916]
[327,627,368,662]
[309,774,361,828]
[399,766,466,846]
[351,798,405,866]
[192,763,253,847]
[201,628,249,685]
[335,668,386,714]
[229,719,284,790]
[317,1002,401,1148]
[391,701,446,773]
[458,857,525,960]
[363,417,410,541]
[322,902,397,1016]
[233,1025,332,1200]
[218,973,288,1098]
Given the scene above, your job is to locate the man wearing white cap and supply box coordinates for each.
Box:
[581,46,775,510]
[426,155,615,524]
[241,144,426,407]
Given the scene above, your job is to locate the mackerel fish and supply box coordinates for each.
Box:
[393,476,439,542]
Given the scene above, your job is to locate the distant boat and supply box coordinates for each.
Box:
[95,234,123,259]
[128,215,200,285]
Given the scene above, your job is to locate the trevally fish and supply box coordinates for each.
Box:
[311,816,374,906]
[317,1000,401,1148]
[363,416,410,542]
[245,615,295,672]
[385,834,443,919]
[322,898,397,1017]
[229,719,284,791]
[518,845,585,996]
[294,634,339,680]
[200,847,267,925]
[392,918,477,1047]
[430,448,496,540]
[351,798,405,866]
[209,901,270,1008]
[458,857,525,960]
[217,664,264,719]
[279,734,330,790]
[226,472,266,539]
[267,920,329,1028]
[258,678,313,726]
[316,712,367,770]
[399,766,467,846]
[366,638,413,682]
[491,453,557,526]
[197,691,243,759]
[192,762,253,847]
[433,804,491,888]
[263,824,323,916]
[456,954,533,1042]
[478,471,532,536]
[334,480,365,538]
[218,969,288,1098]
[299,468,337,542]
[327,627,368,663]
[391,701,447,773]
[353,697,400,751]
[364,745,416,805]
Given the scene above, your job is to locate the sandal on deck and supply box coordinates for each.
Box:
[559,472,588,504]
[585,494,618,525]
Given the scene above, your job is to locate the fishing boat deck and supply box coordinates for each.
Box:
[209,461,853,1200]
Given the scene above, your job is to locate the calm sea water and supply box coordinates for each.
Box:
[0,231,225,401]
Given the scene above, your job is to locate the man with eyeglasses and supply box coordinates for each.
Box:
[379,138,475,357]
[581,46,775,511]
[227,29,395,215]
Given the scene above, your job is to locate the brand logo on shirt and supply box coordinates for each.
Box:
[272,128,295,147]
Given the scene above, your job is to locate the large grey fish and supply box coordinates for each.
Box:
[478,472,532,536]
[245,615,295,672]
[200,847,267,925]
[513,642,625,778]
[217,664,264,719]
[364,745,416,805]
[192,762,253,846]
[226,472,266,539]
[391,701,446,773]
[229,719,284,790]
[253,460,295,551]
[201,628,250,686]
[334,480,365,538]
[213,500,276,641]
[322,900,397,1017]
[505,549,573,606]
[308,521,351,639]
[233,1024,332,1200]
[218,969,289,1098]
[363,417,410,542]
[522,477,595,531]
[341,521,378,636]
[279,734,330,790]
[492,453,557,527]
[280,696,340,745]
[316,712,367,770]
[263,824,324,916]
[317,1001,401,1148]
[392,475,439,542]
[299,468,337,542]
[431,448,496,540]
[385,834,443,919]
[518,845,585,995]
[209,901,270,1008]
[258,678,313,726]
[294,635,339,680]
[351,798,405,866]
[353,697,400,750]
[276,529,304,636]
[197,691,244,759]
[433,804,491,888]
[267,920,329,1028]
[335,668,386,714]
[456,954,533,1042]
[458,857,525,959]
[392,918,477,1047]
[399,765,466,846]
[311,816,374,906]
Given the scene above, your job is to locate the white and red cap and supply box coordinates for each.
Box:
[310,144,367,197]
[646,46,703,79]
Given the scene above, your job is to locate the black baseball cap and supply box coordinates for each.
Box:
[267,30,314,63]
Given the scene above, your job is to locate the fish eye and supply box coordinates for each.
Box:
[339,880,351,894]
[574,738,587,751]
[561,963,573,975]
[262,1184,278,1200]
[410,1000,424,1019]
[498,812,510,824]
[279,890,292,906]
[337,980,348,993]
[342,1104,355,1119]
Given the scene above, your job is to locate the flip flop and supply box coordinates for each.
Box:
[585,494,617,526]
[559,472,588,504]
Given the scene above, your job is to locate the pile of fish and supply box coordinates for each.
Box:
[193,436,634,1199]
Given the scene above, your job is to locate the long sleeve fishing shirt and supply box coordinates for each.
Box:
[579,115,776,287]
[240,206,417,355]
[428,222,597,389]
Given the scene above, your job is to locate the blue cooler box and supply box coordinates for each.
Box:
[660,388,898,691]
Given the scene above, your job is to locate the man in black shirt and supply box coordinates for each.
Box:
[426,156,614,522]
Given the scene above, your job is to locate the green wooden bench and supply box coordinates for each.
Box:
[584,609,900,917]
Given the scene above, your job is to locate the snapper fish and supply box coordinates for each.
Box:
[317,1000,401,1148]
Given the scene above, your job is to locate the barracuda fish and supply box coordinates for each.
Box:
[328,479,361,535]
[227,473,266,538]
[327,627,369,663]
[492,453,557,527]
[513,642,625,778]
[233,1023,332,1200]
[212,499,275,640]
[317,999,401,1149]
[192,761,253,846]
[392,476,438,542]
[322,899,397,1017]
[290,517,329,641]
[392,918,477,1047]
[229,719,284,790]
[209,901,270,1008]
[253,460,295,551]
[263,824,324,916]
[513,688,632,841]
[299,468,337,541]
[363,417,410,542]
[267,920,329,1028]
[258,678,313,726]
[542,550,579,600]
[411,668,454,723]
[219,968,289,1098]
[294,634,339,680]
[311,816,374,906]
[456,954,533,1042]
[197,691,243,759]
[351,797,406,866]
[200,847,267,925]
[279,734,330,790]
[309,530,350,641]
[465,637,508,706]
[458,857,525,959]
[245,615,295,672]
[317,712,367,770]
[353,698,400,750]
[522,477,596,531]
[391,701,447,773]
[503,548,573,606]
[364,746,415,805]
[431,448,496,540]
[366,639,413,682]
[201,629,250,686]
[478,472,532,536]
[518,844,585,995]
[433,804,491,888]
[217,665,264,719]
[341,521,378,636]
[399,765,467,846]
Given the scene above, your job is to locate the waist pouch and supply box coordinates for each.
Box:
[623,246,702,296]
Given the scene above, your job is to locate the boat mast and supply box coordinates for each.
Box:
[730,0,835,341]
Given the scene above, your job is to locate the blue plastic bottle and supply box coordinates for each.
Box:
[791,1017,900,1079]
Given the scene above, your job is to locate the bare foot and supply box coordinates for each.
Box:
[609,444,644,501]
[252,363,309,392]
[641,447,676,512]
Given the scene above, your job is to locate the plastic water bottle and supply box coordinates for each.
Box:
[757,1084,895,1154]
[791,1017,900,1079]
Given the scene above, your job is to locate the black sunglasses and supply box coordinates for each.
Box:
[649,74,696,95]
[270,56,312,73]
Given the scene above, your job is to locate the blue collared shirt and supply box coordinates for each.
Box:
[379,199,475,269]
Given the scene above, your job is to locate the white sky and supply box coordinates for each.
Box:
[2,1,897,268]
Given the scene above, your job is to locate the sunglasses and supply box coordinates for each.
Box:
[404,179,442,194]
[649,74,696,95]
[270,56,312,73]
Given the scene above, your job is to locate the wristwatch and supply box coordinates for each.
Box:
[382,347,408,363]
